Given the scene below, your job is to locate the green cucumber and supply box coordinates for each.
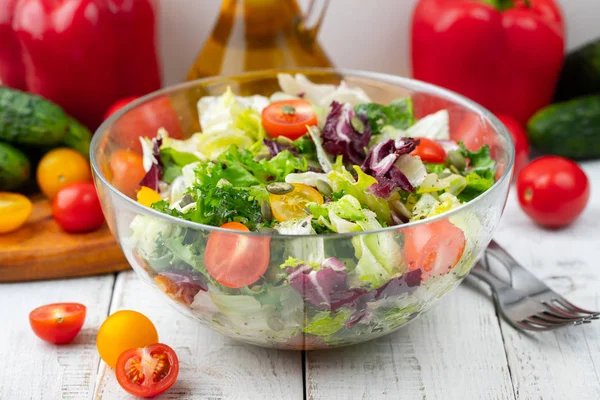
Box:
[554,38,600,102]
[0,86,68,146]
[0,141,31,191]
[527,95,600,160]
[64,117,92,158]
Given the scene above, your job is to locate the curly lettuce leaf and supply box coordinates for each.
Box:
[457,143,496,201]
[327,158,392,224]
[354,97,415,134]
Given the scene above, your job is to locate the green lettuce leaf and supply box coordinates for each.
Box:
[354,97,415,134]
[327,158,391,224]
[458,172,496,202]
[160,148,202,184]
[457,143,497,201]
[303,309,351,337]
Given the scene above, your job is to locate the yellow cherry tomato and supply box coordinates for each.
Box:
[37,148,91,199]
[269,183,324,222]
[137,186,162,208]
[96,310,158,368]
[0,193,33,234]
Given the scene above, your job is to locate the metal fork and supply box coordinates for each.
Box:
[467,240,599,331]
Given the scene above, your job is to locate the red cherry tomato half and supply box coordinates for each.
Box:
[517,156,590,228]
[29,303,86,344]
[411,137,446,163]
[52,182,105,233]
[116,343,179,398]
[403,219,466,280]
[204,222,270,288]
[109,150,146,198]
[106,96,183,153]
[262,99,318,140]
[495,114,530,178]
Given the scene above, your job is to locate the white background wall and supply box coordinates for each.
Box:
[158,0,600,85]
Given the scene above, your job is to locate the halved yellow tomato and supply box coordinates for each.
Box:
[269,183,324,222]
[137,186,162,208]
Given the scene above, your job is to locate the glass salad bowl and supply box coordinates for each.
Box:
[91,69,514,350]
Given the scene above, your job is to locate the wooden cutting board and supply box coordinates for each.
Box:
[0,197,130,282]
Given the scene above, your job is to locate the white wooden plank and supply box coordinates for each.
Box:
[0,275,115,400]
[492,160,600,400]
[306,281,515,400]
[94,271,303,400]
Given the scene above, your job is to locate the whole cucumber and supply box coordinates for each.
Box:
[0,141,31,191]
[64,117,92,158]
[0,86,68,146]
[554,39,600,102]
[527,96,600,160]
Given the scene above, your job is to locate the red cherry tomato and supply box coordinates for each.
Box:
[411,137,446,163]
[204,222,270,288]
[116,343,179,398]
[517,156,590,228]
[29,303,86,344]
[52,182,105,233]
[262,99,318,140]
[106,95,183,153]
[403,219,466,280]
[109,150,146,198]
[495,114,530,177]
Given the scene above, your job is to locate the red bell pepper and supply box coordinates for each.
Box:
[411,0,565,125]
[9,0,161,130]
[0,0,26,90]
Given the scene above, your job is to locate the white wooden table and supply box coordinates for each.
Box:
[2,161,599,400]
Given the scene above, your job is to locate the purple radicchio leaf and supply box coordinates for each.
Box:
[345,269,423,328]
[157,269,208,305]
[288,257,348,309]
[139,137,163,192]
[322,101,371,165]
[263,139,298,157]
[361,137,420,198]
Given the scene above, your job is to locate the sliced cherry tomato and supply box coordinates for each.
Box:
[116,343,179,398]
[411,137,446,163]
[52,182,104,233]
[403,219,466,280]
[29,303,86,344]
[204,222,270,288]
[97,310,159,368]
[37,148,91,199]
[495,114,530,178]
[137,186,162,208]
[0,192,32,234]
[107,96,183,153]
[517,156,589,228]
[262,99,318,140]
[109,150,146,198]
[270,183,324,222]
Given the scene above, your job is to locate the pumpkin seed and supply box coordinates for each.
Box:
[315,179,333,197]
[267,316,284,331]
[350,116,366,134]
[267,182,294,195]
[281,104,296,115]
[390,199,410,222]
[447,150,466,171]
[261,200,273,222]
[258,227,278,235]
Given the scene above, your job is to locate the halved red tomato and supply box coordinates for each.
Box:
[403,219,466,280]
[115,343,179,398]
[204,222,271,288]
[262,99,318,140]
[411,137,446,163]
[29,303,86,344]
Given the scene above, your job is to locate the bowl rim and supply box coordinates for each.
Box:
[91,67,515,239]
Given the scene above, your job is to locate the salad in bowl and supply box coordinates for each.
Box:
[92,70,513,349]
